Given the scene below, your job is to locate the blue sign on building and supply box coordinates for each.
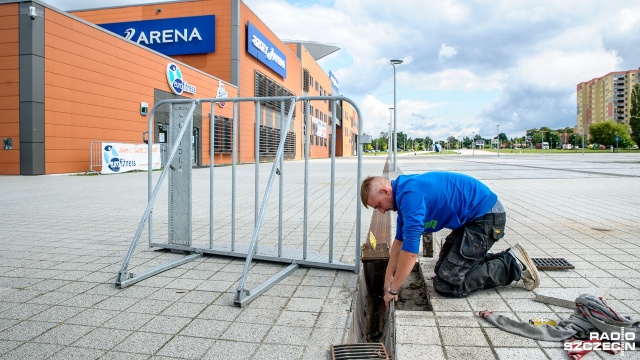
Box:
[99,15,215,56]
[329,71,339,95]
[247,22,287,78]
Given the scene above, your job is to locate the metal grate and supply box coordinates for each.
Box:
[532,258,575,270]
[331,343,389,360]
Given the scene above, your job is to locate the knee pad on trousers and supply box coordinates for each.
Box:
[432,275,466,298]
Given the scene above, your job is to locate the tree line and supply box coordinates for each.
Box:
[364,84,640,152]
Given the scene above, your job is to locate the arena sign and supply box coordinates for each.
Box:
[247,22,287,78]
[99,15,215,56]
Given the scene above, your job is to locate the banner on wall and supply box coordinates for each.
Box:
[311,117,326,138]
[101,143,161,174]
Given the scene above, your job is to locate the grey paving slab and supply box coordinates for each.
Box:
[394,152,640,358]
[3,153,640,358]
[445,346,496,360]
[32,324,95,345]
[1,342,63,360]
[534,287,610,309]
[251,343,306,360]
[396,344,446,359]
[48,346,105,360]
[156,335,216,359]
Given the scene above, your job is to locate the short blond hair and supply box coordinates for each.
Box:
[360,176,383,208]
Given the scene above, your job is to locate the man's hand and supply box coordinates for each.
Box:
[383,276,392,296]
[384,290,397,312]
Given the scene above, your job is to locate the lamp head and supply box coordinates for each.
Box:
[28,6,37,19]
[390,59,403,65]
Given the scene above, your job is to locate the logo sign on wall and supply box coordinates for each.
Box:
[216,80,227,107]
[102,143,161,174]
[247,22,287,78]
[99,15,216,56]
[166,63,196,95]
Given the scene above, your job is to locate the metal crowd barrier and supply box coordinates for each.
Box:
[114,95,367,307]
[87,140,103,174]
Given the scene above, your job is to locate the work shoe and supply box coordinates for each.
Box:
[508,243,540,291]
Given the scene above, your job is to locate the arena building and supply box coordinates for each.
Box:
[0,0,359,175]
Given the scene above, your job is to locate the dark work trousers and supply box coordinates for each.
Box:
[433,212,521,298]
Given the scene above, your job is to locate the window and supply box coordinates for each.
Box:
[213,116,232,153]
[259,125,296,159]
[303,69,310,92]
[254,71,295,116]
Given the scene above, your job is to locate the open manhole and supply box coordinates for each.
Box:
[395,263,432,311]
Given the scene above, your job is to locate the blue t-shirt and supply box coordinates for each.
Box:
[392,172,498,254]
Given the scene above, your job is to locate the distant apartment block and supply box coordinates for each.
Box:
[576,68,639,139]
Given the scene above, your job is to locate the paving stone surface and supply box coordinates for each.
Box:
[2,151,640,359]
[403,151,640,360]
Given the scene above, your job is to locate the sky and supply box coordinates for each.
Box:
[45,0,640,142]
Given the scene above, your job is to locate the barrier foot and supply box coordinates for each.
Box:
[234,263,299,307]
[115,253,202,288]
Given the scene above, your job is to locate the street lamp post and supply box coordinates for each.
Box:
[496,125,500,157]
[540,131,546,155]
[615,131,619,152]
[388,108,393,162]
[390,59,403,171]
[472,132,475,156]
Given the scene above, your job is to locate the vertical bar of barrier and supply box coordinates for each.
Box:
[303,100,310,260]
[117,100,197,284]
[254,101,261,255]
[278,101,284,257]
[236,98,297,297]
[148,104,163,247]
[355,100,363,273]
[231,101,237,251]
[255,101,260,229]
[329,100,336,263]
[209,106,215,249]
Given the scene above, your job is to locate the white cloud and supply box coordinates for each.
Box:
[359,95,446,138]
[399,68,505,91]
[44,0,640,139]
[512,50,620,90]
[438,44,457,61]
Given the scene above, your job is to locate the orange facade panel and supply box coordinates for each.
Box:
[0,3,19,175]
[41,7,235,174]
